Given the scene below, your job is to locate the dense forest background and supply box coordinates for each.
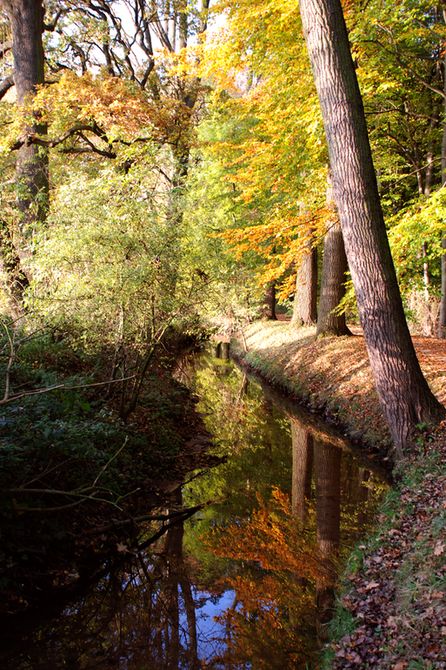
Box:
[0,0,445,352]
[0,0,446,658]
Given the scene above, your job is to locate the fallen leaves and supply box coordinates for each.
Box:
[434,541,445,556]
[331,442,446,669]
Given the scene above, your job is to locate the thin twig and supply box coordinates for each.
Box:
[2,321,14,402]
[0,374,136,405]
[84,505,208,535]
[137,505,205,551]
[92,437,129,488]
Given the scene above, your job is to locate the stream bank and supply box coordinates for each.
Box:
[232,321,446,668]
[1,347,387,669]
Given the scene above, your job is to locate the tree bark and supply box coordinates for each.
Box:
[0,218,29,304]
[317,177,351,336]
[261,281,277,320]
[5,0,48,239]
[299,0,445,451]
[317,219,351,336]
[291,244,317,327]
[439,32,446,339]
[291,419,313,523]
[314,439,341,630]
[439,238,446,339]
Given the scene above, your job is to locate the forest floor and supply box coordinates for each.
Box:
[232,321,446,669]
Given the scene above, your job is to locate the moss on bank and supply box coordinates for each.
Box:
[231,321,446,669]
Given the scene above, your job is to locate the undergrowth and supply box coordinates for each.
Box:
[0,322,201,614]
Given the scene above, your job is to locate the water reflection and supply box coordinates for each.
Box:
[0,352,387,669]
[291,419,313,523]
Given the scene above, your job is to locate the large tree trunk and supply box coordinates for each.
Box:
[299,0,445,452]
[439,37,446,339]
[291,244,318,327]
[439,237,446,339]
[0,218,29,305]
[317,177,351,336]
[317,219,351,336]
[261,281,277,320]
[6,0,48,236]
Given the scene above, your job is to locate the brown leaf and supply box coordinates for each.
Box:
[431,590,444,600]
[433,541,445,556]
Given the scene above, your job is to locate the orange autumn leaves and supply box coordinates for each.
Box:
[202,0,328,301]
[216,206,332,299]
[203,488,334,668]
[7,70,195,151]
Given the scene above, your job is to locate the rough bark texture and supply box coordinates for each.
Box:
[6,0,48,237]
[317,217,351,337]
[0,218,29,303]
[439,46,446,339]
[317,174,351,336]
[439,237,446,339]
[291,245,318,327]
[299,0,445,451]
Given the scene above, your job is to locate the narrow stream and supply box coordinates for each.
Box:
[0,350,387,669]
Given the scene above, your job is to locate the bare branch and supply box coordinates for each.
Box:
[0,74,13,100]
[0,374,136,406]
[1,320,14,402]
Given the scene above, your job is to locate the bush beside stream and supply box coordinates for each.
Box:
[0,328,210,617]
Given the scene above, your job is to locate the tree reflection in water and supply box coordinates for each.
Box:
[1,353,387,669]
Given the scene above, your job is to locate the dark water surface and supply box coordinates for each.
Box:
[0,351,387,669]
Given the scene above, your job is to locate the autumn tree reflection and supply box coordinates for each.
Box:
[314,439,341,632]
[291,418,314,523]
[206,489,330,669]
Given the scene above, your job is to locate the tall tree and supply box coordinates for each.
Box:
[351,0,446,337]
[261,281,278,320]
[314,439,340,628]
[439,12,446,338]
[1,0,48,236]
[201,0,328,313]
[291,419,313,523]
[291,244,318,327]
[317,175,350,336]
[299,0,445,451]
[440,237,446,338]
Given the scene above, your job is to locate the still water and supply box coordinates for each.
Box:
[0,351,387,669]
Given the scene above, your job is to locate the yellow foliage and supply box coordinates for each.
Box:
[4,71,196,150]
[199,0,328,299]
